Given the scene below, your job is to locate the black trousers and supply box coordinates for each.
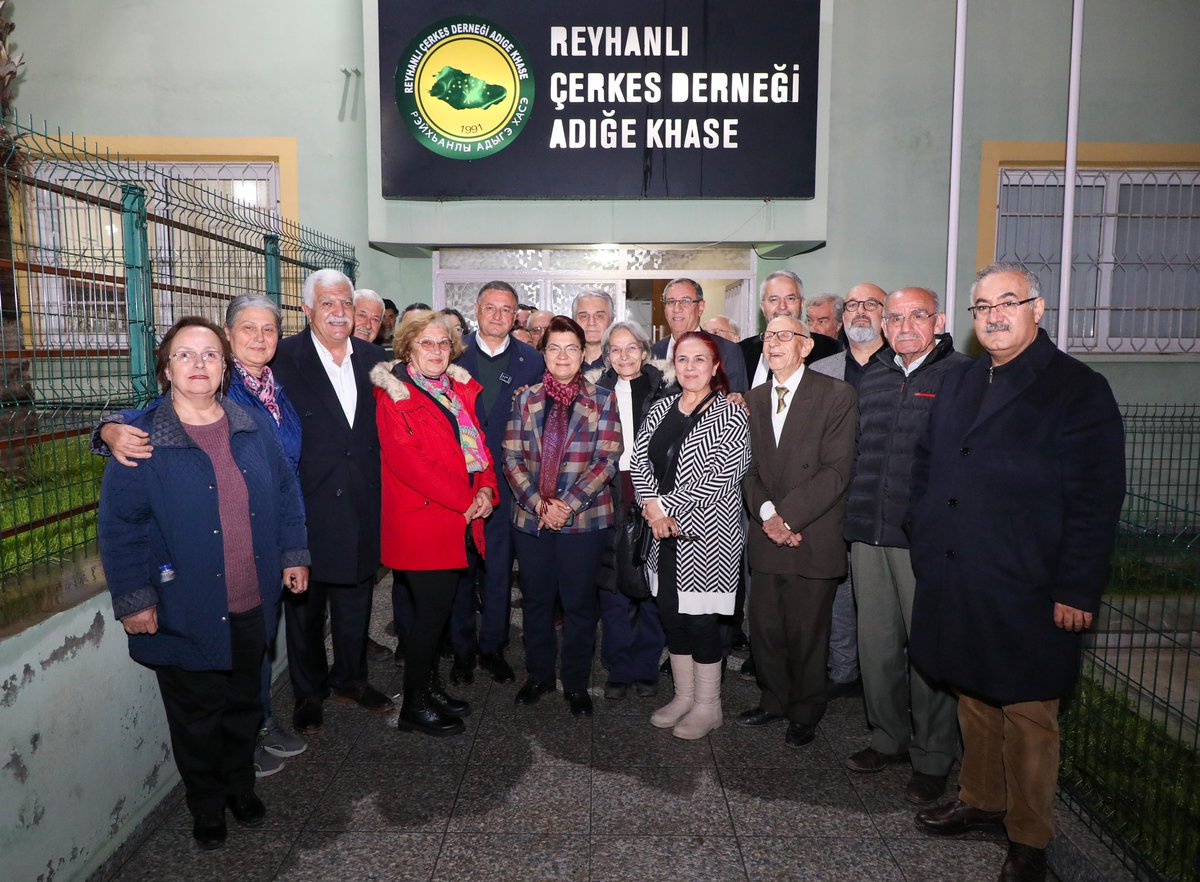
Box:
[748,571,838,726]
[284,576,373,700]
[655,539,725,664]
[401,569,460,693]
[156,607,265,817]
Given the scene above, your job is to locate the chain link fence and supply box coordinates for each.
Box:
[0,117,356,625]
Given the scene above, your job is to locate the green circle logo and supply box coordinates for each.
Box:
[396,17,534,159]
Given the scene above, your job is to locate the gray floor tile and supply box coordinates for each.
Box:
[433,833,589,882]
[721,767,876,838]
[355,710,479,766]
[304,763,461,832]
[275,831,441,881]
[469,711,593,767]
[254,761,342,830]
[740,835,904,882]
[591,766,733,836]
[592,714,715,770]
[449,764,591,834]
[710,719,840,769]
[886,837,1010,882]
[115,828,296,881]
[590,834,747,882]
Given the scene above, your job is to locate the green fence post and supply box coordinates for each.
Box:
[343,258,357,285]
[121,183,156,406]
[264,233,281,306]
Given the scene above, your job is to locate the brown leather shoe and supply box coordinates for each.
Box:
[332,683,394,713]
[845,746,909,773]
[999,842,1047,881]
[915,798,1006,835]
[904,771,947,805]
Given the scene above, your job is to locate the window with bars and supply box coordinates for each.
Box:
[996,168,1199,354]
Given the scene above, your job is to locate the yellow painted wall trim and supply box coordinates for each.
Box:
[975,141,1200,272]
[71,136,299,223]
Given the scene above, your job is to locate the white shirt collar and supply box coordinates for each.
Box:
[476,333,511,358]
[895,349,931,376]
[311,331,354,365]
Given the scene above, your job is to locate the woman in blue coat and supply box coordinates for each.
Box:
[99,316,309,849]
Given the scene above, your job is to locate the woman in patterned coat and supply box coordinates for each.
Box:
[632,331,752,740]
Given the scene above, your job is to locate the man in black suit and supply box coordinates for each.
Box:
[273,269,393,734]
[739,271,839,389]
[449,281,545,685]
[650,277,748,392]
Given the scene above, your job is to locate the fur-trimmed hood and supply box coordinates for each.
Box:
[370,360,475,402]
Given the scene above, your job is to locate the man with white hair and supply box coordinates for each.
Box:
[527,309,554,349]
[272,269,393,733]
[352,289,385,343]
[703,315,740,342]
[572,290,615,372]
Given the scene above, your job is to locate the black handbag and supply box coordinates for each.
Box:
[615,506,652,600]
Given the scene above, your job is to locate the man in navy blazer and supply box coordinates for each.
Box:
[450,281,545,685]
[650,277,748,392]
[272,269,393,734]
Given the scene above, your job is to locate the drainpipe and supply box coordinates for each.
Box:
[1056,0,1085,352]
[944,0,968,338]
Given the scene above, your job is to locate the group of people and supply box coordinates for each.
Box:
[97,263,1125,882]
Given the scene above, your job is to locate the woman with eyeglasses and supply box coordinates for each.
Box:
[503,315,622,716]
[99,316,309,848]
[372,309,498,737]
[632,330,751,739]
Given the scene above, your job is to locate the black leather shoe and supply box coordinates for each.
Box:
[428,682,471,718]
[915,799,1006,836]
[226,792,266,827]
[826,677,863,700]
[633,679,658,698]
[332,683,394,713]
[514,679,555,705]
[397,692,465,737]
[736,706,785,727]
[730,632,750,652]
[1000,842,1047,882]
[785,722,817,748]
[366,637,393,661]
[192,810,227,849]
[738,654,757,681]
[292,696,324,735]
[450,653,476,685]
[480,651,516,683]
[845,746,909,773]
[604,681,629,700]
[565,690,594,717]
[905,772,948,805]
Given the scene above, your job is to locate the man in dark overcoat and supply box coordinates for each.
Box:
[908,262,1125,882]
[273,269,393,733]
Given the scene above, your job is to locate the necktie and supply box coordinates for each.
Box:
[775,385,789,414]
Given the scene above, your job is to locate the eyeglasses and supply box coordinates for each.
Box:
[762,295,801,307]
[663,298,701,309]
[545,344,582,356]
[843,299,883,313]
[481,304,515,316]
[967,297,1039,319]
[883,310,936,327]
[170,349,222,365]
[608,344,642,358]
[762,330,810,342]
[415,338,452,352]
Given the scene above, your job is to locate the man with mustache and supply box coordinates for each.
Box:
[841,287,967,806]
[909,263,1125,882]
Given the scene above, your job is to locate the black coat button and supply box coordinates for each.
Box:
[947,498,958,507]
[960,447,971,456]
[945,550,956,559]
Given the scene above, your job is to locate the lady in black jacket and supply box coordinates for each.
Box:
[589,320,673,699]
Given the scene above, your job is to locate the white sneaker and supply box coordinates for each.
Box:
[260,716,307,758]
[254,745,285,778]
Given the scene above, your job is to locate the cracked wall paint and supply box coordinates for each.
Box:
[38,611,104,670]
[5,750,29,783]
[1,663,35,707]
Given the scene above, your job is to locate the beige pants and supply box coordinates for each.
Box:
[957,692,1060,848]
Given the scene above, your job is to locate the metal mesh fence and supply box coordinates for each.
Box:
[1061,404,1200,882]
[0,118,356,623]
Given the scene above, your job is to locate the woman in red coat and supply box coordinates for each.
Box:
[372,310,498,736]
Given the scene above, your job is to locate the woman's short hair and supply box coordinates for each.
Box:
[440,307,471,335]
[392,309,465,362]
[537,315,585,351]
[224,293,282,331]
[155,316,234,395]
[601,320,652,366]
[673,330,730,395]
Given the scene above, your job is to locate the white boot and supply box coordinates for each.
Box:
[672,661,723,740]
[650,654,694,728]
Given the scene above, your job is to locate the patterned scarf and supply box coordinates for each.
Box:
[539,371,581,501]
[234,359,281,425]
[408,368,489,474]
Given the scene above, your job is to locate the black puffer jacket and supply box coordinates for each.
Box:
[844,334,969,548]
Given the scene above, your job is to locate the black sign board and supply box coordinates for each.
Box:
[378,0,820,199]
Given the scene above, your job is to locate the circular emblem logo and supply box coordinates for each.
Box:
[396,17,534,159]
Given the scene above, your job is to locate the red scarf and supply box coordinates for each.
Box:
[538,371,581,502]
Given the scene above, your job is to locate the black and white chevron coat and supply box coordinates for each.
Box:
[631,393,751,615]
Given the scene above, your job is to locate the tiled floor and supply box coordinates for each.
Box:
[111,586,1055,882]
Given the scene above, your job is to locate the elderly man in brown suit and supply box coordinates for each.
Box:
[738,316,858,747]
